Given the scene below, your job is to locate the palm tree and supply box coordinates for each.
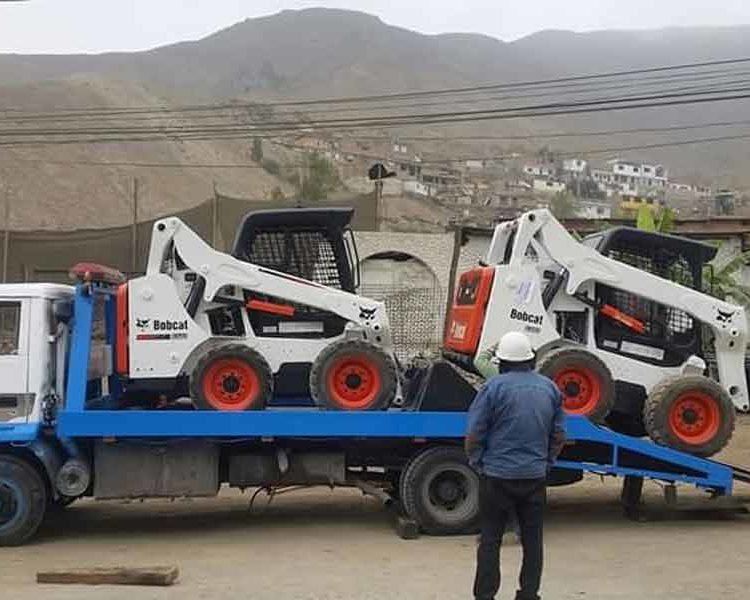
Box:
[636,204,674,233]
[704,250,750,306]
[634,205,750,305]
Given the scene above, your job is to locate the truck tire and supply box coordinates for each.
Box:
[399,446,480,535]
[191,345,273,411]
[310,340,397,411]
[644,375,735,457]
[0,455,48,546]
[538,347,615,423]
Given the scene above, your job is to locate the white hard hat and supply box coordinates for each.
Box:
[495,332,535,362]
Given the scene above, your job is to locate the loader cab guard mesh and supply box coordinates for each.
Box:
[231,208,359,293]
[584,228,718,367]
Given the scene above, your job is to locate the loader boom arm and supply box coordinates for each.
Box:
[145,217,390,337]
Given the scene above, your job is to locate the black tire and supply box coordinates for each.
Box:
[538,347,615,423]
[644,375,735,457]
[0,455,48,546]
[310,340,397,411]
[190,345,273,411]
[399,446,480,535]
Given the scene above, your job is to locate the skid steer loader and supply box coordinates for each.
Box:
[115,208,399,412]
[445,209,748,457]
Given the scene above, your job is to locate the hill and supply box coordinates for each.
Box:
[3,8,750,228]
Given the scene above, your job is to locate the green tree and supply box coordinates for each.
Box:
[635,204,674,233]
[550,191,576,219]
[261,158,281,176]
[704,250,750,306]
[298,153,339,202]
[251,137,264,163]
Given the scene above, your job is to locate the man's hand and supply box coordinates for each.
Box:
[465,433,480,457]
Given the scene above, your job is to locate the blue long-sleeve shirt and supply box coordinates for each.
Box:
[466,369,565,479]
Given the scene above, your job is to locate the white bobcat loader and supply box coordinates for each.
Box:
[445,209,748,457]
[116,209,399,412]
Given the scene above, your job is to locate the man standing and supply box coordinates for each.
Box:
[466,332,566,600]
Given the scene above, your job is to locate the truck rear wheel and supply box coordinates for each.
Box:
[399,447,480,535]
[0,455,48,546]
[538,347,615,423]
[310,340,397,411]
[191,345,273,411]
[644,375,735,457]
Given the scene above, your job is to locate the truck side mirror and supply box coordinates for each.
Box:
[53,299,73,324]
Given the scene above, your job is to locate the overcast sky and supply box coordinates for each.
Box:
[2,0,750,54]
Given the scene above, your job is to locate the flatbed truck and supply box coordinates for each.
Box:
[1,276,749,546]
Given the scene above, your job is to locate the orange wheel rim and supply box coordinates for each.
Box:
[555,367,602,416]
[326,355,381,409]
[202,358,260,411]
[668,391,720,445]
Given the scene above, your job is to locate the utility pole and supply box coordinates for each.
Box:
[211,181,220,249]
[2,193,9,284]
[131,177,139,276]
[368,162,395,232]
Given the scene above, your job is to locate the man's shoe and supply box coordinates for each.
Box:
[515,593,540,600]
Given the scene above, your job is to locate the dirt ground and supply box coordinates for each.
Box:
[2,418,750,600]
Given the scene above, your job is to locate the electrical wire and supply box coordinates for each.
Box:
[2,85,750,147]
[4,65,750,125]
[3,55,750,122]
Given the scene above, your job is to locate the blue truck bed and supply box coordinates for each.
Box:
[40,281,738,499]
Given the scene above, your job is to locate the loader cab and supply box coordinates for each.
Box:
[0,284,74,425]
[584,227,717,367]
[231,208,360,293]
[178,207,361,330]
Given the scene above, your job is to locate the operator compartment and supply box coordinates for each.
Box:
[444,266,495,355]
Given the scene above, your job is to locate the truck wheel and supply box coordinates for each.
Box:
[644,375,735,457]
[538,347,615,423]
[0,455,48,546]
[310,340,397,411]
[400,447,480,535]
[191,345,273,411]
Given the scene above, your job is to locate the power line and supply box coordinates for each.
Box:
[3,84,750,141]
[4,55,750,123]
[5,65,750,125]
[6,130,750,169]
[2,157,307,169]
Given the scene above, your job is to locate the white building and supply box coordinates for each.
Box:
[590,159,668,198]
[576,199,612,220]
[607,159,668,190]
[562,158,587,174]
[524,164,555,178]
[533,179,567,194]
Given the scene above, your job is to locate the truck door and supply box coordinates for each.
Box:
[0,300,30,422]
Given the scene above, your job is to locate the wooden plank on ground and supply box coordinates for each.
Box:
[37,566,179,586]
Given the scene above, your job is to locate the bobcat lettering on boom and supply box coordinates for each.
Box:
[509,308,544,326]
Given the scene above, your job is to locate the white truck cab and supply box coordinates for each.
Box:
[0,284,74,426]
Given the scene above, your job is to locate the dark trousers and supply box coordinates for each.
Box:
[473,476,546,600]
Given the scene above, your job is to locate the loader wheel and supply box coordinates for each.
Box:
[644,375,735,457]
[400,446,480,535]
[538,347,615,423]
[191,345,273,411]
[310,340,397,411]
[0,455,47,547]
